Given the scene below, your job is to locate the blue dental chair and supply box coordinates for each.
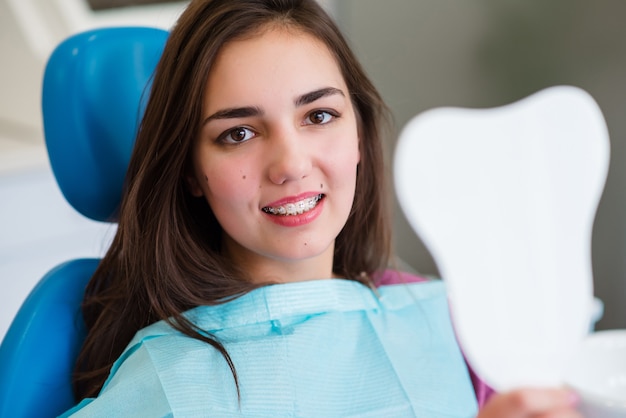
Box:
[0,27,168,418]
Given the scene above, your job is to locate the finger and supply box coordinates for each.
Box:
[478,388,579,418]
[505,388,579,413]
[534,410,583,418]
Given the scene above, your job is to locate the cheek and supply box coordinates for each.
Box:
[327,130,361,179]
[201,159,256,211]
[334,152,359,180]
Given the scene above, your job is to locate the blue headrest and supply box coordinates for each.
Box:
[42,27,169,222]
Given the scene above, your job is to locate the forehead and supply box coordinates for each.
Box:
[204,27,347,109]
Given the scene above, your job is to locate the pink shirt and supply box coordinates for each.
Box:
[375,270,495,408]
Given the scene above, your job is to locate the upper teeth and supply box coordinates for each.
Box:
[263,194,323,216]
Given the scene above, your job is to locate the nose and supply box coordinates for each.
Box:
[267,129,312,185]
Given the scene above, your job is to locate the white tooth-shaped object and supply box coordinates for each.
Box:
[394,85,610,392]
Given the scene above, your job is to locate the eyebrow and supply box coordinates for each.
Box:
[294,87,345,107]
[202,87,345,125]
[203,106,263,125]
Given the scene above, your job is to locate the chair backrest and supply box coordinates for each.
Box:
[44,26,169,222]
[0,27,168,418]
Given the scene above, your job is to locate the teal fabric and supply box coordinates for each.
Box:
[62,279,478,417]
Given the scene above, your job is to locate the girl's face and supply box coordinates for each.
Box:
[188,27,360,283]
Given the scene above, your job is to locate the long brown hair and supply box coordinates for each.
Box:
[74,0,391,401]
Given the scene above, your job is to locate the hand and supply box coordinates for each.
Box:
[477,388,582,418]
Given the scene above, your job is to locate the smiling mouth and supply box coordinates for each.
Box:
[262,194,325,216]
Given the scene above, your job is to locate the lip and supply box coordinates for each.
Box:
[263,191,323,208]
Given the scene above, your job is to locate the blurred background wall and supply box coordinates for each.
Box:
[1,0,624,338]
[336,0,626,330]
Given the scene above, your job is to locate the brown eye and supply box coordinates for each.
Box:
[306,110,334,125]
[219,126,255,144]
[230,128,248,141]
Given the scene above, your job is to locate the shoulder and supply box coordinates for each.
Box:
[64,328,235,416]
[114,324,228,379]
[373,268,431,286]
[373,270,496,407]
[372,270,450,316]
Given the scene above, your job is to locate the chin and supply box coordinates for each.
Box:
[268,240,335,265]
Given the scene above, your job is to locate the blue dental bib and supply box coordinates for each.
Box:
[63,279,478,417]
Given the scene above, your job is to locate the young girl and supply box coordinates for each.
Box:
[63,0,581,416]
